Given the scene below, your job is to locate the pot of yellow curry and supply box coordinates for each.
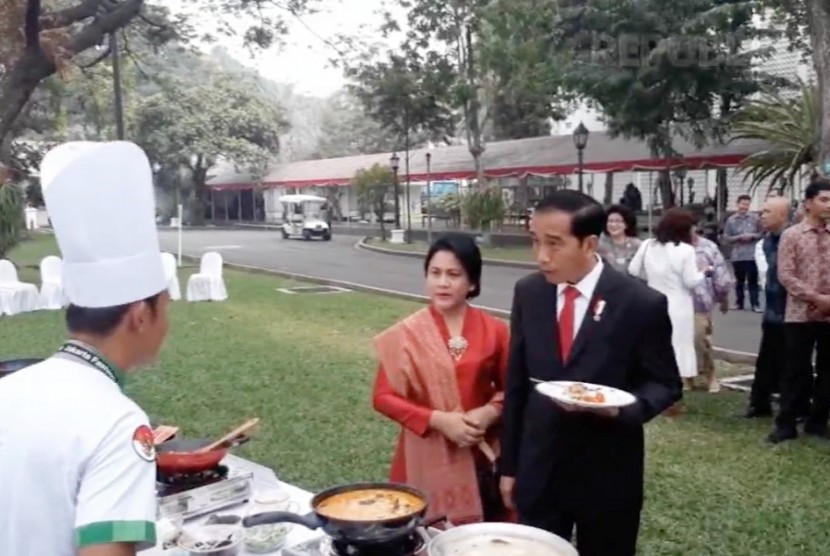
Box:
[242,482,440,544]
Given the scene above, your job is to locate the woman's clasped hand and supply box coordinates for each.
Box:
[431,405,498,448]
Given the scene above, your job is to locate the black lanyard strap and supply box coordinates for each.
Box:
[57,341,121,386]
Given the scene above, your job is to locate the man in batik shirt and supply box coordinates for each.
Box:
[691,224,733,393]
[769,181,830,443]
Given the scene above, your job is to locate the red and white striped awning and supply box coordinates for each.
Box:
[208,131,765,191]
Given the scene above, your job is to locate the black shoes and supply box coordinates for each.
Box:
[766,426,798,444]
[804,422,830,438]
[745,406,773,419]
[766,421,829,443]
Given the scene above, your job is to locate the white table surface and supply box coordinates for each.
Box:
[142,454,324,555]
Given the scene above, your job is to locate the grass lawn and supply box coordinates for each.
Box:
[4,235,830,555]
[366,237,535,263]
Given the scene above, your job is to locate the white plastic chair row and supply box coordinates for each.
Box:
[0,250,227,316]
[38,255,67,310]
[185,252,228,302]
[163,251,227,302]
[161,252,182,301]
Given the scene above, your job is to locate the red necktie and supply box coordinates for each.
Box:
[559,285,580,361]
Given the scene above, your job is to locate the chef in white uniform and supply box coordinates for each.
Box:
[0,141,173,556]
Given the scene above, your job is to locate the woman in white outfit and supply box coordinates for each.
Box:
[629,208,707,390]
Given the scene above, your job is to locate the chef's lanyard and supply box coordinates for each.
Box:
[58,341,121,386]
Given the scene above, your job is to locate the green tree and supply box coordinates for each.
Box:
[391,0,492,182]
[479,0,573,140]
[760,0,830,174]
[557,0,779,205]
[351,164,396,239]
[312,91,399,158]
[0,163,23,259]
[0,0,319,147]
[130,75,288,225]
[345,50,457,151]
[732,82,819,193]
[462,186,506,231]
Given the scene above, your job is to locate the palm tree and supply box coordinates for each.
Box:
[731,82,819,195]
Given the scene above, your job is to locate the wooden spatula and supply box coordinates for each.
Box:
[196,418,260,453]
[153,426,180,445]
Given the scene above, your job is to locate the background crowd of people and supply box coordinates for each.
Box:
[601,183,830,441]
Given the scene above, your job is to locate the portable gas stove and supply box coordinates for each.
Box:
[157,464,253,520]
[283,527,441,556]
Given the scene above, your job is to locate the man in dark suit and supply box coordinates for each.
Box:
[499,191,682,556]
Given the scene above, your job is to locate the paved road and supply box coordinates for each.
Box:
[159,229,762,355]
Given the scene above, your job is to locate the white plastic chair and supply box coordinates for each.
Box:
[38,255,66,310]
[161,252,182,301]
[186,252,228,302]
[0,260,39,316]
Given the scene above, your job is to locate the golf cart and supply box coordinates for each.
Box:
[279,194,332,241]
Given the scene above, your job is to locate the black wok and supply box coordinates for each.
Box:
[0,358,43,379]
[242,482,440,545]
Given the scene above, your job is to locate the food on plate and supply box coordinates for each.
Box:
[316,488,425,521]
[176,524,243,555]
[564,383,606,404]
[440,534,563,555]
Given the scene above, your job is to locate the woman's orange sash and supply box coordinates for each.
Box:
[373,308,485,524]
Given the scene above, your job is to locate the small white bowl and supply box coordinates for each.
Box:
[244,522,291,554]
[156,516,184,545]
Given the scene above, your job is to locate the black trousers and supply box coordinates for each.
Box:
[521,508,640,556]
[732,260,759,308]
[750,322,785,411]
[776,322,830,430]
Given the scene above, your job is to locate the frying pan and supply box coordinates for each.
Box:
[243,482,441,545]
[156,438,246,474]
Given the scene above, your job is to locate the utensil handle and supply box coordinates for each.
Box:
[153,426,179,445]
[198,418,260,453]
[242,511,320,530]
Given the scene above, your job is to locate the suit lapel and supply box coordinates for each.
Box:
[566,266,621,366]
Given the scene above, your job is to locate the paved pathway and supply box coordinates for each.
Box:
[159,229,762,355]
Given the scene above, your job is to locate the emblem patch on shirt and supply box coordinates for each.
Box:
[132,425,156,462]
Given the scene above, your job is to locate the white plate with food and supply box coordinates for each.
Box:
[534,380,637,408]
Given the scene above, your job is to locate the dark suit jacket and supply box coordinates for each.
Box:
[500,266,682,517]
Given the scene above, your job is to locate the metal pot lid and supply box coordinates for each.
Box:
[427,522,578,556]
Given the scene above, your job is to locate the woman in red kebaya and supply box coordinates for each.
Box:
[372,233,511,525]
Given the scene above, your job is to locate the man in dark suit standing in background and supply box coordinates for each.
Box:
[499,190,682,556]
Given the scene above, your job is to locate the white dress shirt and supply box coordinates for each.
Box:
[556,256,605,340]
[754,238,767,289]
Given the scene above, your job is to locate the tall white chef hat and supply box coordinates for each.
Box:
[41,141,168,308]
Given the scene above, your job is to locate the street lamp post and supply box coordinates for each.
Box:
[675,166,688,206]
[426,152,433,245]
[390,152,401,229]
[405,153,412,243]
[573,122,589,193]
